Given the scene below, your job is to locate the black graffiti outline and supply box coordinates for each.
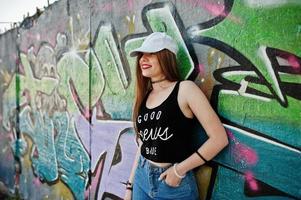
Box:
[187,0,290,107]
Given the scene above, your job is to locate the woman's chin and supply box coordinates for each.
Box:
[142,73,152,78]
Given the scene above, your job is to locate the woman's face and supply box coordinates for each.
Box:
[139,53,164,79]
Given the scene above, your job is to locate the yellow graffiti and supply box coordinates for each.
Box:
[201,48,226,97]
[0,69,12,87]
[125,15,136,34]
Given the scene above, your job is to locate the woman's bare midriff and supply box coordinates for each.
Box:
[148,159,172,168]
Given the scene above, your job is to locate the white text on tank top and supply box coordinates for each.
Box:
[137,110,174,156]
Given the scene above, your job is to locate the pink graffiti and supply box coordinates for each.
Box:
[6,151,13,161]
[93,2,113,12]
[23,33,40,41]
[287,55,300,69]
[8,133,14,141]
[3,132,11,140]
[70,81,92,120]
[102,3,113,12]
[127,0,134,11]
[226,129,235,140]
[84,154,105,200]
[234,143,258,165]
[227,130,259,192]
[33,147,39,158]
[22,89,31,105]
[202,2,225,16]
[15,172,20,186]
[244,171,258,191]
[15,56,25,75]
[84,107,91,119]
[71,89,79,102]
[179,0,224,15]
[180,0,242,24]
[278,52,300,71]
[18,64,25,75]
[33,177,42,187]
[197,63,205,75]
[227,130,258,166]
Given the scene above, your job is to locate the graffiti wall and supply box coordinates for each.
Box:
[0,0,300,199]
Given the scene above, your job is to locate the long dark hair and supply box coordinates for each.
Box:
[132,49,181,136]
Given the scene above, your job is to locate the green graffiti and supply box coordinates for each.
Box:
[145,3,194,79]
[2,53,58,130]
[217,90,301,147]
[94,24,129,93]
[2,78,17,131]
[193,0,301,104]
[56,48,104,114]
[93,23,134,119]
[86,48,105,104]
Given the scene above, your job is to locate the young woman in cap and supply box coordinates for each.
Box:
[124,32,228,200]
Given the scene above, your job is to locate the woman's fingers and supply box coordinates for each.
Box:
[159,168,182,187]
[159,167,182,187]
[158,171,166,181]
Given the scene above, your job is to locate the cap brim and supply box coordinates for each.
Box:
[129,50,142,57]
[129,46,164,57]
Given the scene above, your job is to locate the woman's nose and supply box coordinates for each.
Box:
[140,54,148,62]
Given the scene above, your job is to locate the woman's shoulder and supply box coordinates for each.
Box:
[179,80,199,90]
[179,80,206,99]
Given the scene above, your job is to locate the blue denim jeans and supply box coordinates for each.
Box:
[133,156,199,200]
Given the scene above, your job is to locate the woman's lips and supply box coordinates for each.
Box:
[141,64,152,69]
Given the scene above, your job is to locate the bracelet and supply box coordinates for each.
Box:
[195,151,208,163]
[173,163,186,179]
[125,180,133,191]
[126,186,133,191]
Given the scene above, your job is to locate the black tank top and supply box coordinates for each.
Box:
[136,81,198,163]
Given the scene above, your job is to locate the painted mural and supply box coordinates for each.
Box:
[0,0,300,199]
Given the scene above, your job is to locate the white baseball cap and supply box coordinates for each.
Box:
[129,32,178,57]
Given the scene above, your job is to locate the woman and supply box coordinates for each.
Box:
[124,32,228,200]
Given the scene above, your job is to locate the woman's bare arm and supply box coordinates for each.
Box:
[176,80,229,175]
[128,141,141,183]
[124,140,141,200]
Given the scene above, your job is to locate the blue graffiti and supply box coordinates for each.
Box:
[19,107,90,199]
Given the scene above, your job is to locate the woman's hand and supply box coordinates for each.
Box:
[158,165,184,187]
[124,189,132,200]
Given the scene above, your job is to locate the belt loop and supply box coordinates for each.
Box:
[140,155,146,167]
